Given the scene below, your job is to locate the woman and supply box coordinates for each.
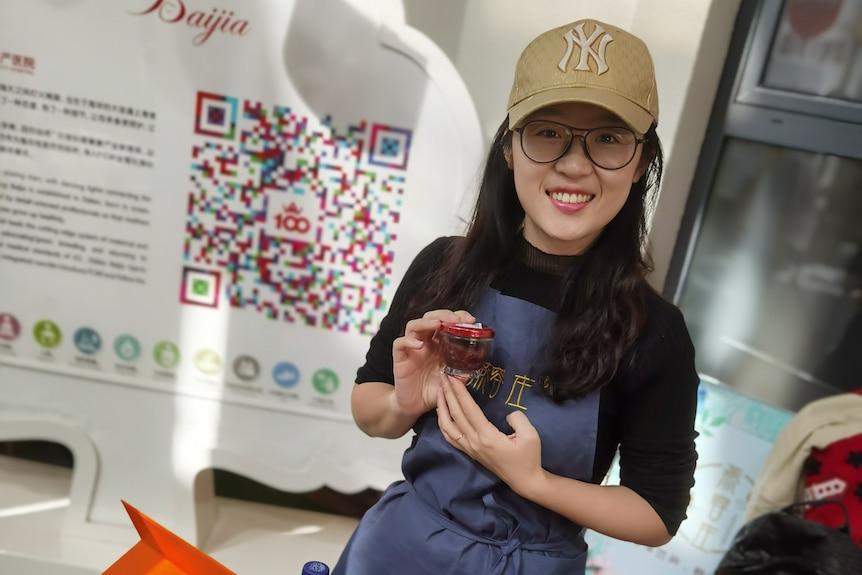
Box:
[333,18,699,575]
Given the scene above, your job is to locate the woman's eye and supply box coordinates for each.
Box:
[596,132,620,144]
[538,129,561,139]
[526,123,566,139]
[594,129,633,145]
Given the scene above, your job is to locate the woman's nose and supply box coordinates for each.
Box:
[554,136,593,175]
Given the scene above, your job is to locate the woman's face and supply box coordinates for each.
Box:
[509,102,646,256]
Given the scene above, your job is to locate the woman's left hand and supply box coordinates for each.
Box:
[437,374,546,496]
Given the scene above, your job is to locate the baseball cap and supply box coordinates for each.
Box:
[507,19,659,133]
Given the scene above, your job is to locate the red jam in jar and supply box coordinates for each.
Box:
[438,322,495,378]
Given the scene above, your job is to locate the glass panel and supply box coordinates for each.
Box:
[761,0,862,101]
[678,138,862,410]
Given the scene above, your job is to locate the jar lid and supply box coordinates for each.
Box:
[439,322,495,338]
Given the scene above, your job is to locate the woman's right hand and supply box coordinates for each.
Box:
[392,309,475,417]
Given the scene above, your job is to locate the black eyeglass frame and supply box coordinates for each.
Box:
[511,120,648,170]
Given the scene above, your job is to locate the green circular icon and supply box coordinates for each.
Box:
[194,349,222,375]
[114,334,141,362]
[153,341,180,369]
[33,320,62,348]
[311,368,339,395]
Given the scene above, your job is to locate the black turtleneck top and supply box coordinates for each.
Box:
[356,236,700,535]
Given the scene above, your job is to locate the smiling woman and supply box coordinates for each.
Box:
[331,16,698,575]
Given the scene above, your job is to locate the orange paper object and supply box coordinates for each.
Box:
[102,501,236,574]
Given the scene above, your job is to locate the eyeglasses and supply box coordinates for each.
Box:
[512,120,647,170]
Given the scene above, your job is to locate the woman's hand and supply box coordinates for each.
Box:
[436,374,546,496]
[392,309,475,417]
[437,376,672,546]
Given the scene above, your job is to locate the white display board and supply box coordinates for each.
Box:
[0,0,483,545]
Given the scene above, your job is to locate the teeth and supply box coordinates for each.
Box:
[550,192,592,204]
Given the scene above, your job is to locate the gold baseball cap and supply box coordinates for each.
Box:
[507,19,659,134]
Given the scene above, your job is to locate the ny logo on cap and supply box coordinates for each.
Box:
[557,22,614,75]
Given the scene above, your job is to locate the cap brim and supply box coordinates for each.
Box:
[508,87,655,134]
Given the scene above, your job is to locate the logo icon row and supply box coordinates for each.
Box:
[0,313,337,392]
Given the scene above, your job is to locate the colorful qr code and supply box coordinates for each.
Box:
[183,91,410,334]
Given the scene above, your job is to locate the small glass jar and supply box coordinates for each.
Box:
[438,322,495,378]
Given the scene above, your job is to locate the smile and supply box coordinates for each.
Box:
[549,191,593,204]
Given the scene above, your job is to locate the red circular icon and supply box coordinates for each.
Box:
[0,313,21,341]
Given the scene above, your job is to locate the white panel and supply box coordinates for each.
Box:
[0,0,482,546]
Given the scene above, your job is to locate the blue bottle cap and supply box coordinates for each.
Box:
[302,561,330,575]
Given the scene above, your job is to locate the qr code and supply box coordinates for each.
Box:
[183,91,411,334]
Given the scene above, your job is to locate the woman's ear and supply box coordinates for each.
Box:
[632,159,648,183]
[632,146,654,183]
[502,144,513,170]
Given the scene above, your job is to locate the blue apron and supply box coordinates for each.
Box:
[334,288,600,575]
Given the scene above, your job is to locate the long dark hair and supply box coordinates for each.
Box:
[405,116,664,401]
